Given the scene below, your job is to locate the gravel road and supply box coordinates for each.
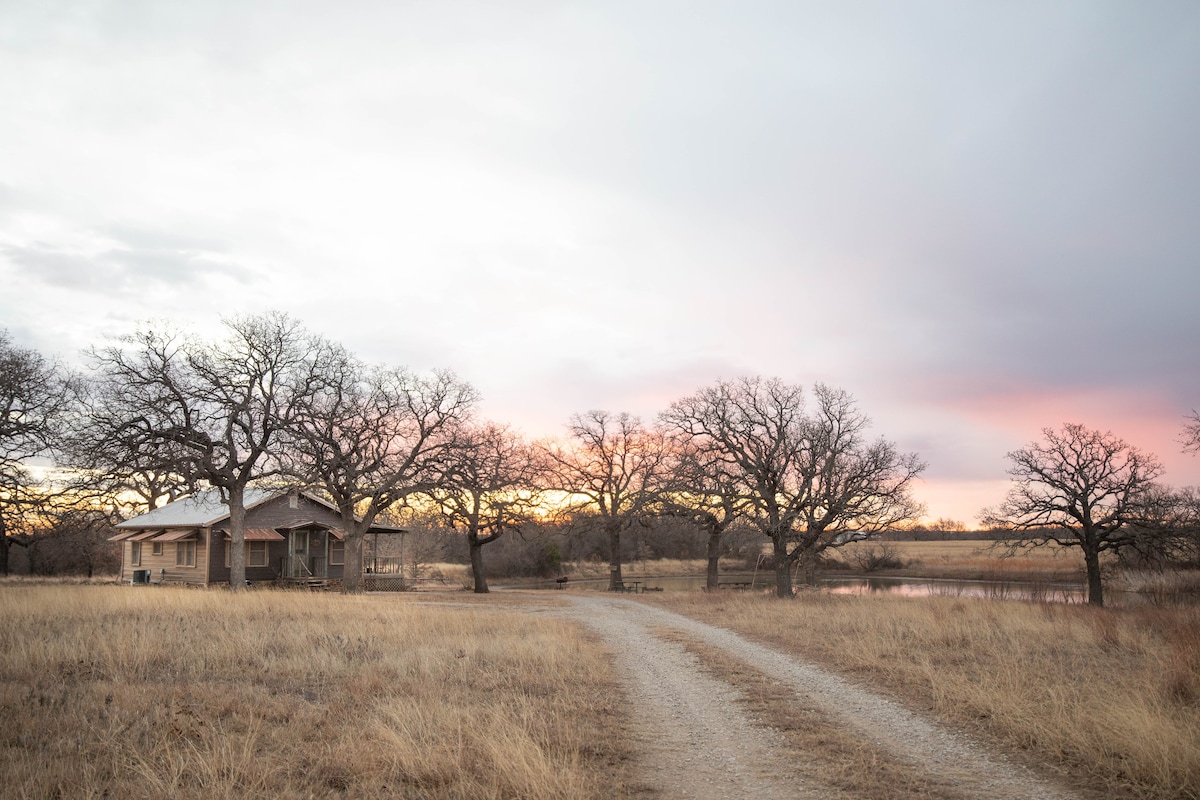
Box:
[543,594,1082,800]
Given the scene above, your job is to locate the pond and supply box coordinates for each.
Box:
[506,573,1179,606]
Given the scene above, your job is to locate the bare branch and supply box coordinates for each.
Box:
[980,423,1163,606]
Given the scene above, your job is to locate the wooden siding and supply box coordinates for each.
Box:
[245,494,346,531]
[208,539,289,586]
[120,534,208,585]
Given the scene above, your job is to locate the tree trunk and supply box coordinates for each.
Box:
[706,523,721,591]
[342,520,364,594]
[801,551,817,586]
[608,523,624,591]
[771,534,792,598]
[1083,546,1104,607]
[0,517,8,576]
[469,536,489,593]
[227,485,247,590]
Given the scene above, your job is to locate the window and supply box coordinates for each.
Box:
[176,540,196,567]
[329,539,345,566]
[151,542,163,556]
[248,541,268,568]
[226,541,270,568]
[130,541,141,566]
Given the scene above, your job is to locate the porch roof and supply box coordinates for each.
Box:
[274,520,346,539]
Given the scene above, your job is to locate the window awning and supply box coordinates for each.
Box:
[151,528,199,542]
[243,528,286,541]
[128,530,164,542]
[108,531,135,542]
[213,528,286,541]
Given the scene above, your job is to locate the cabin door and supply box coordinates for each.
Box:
[288,530,308,578]
[309,530,328,578]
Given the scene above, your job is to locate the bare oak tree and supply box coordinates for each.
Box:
[539,411,672,591]
[664,377,924,597]
[981,423,1164,606]
[791,384,925,583]
[64,362,198,515]
[428,422,540,593]
[1184,410,1200,455]
[90,313,333,589]
[288,362,477,593]
[0,331,82,575]
[656,432,742,590]
[664,377,806,596]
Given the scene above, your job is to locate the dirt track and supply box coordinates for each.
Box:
[542,594,1081,800]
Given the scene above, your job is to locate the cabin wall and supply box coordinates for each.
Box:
[122,535,208,586]
[207,540,289,586]
[247,495,346,530]
[207,495,347,585]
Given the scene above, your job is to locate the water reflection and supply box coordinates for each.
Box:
[512,573,1099,604]
[509,573,1189,606]
[820,575,1089,604]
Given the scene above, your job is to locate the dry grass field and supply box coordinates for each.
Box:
[0,585,635,800]
[830,539,1090,581]
[649,591,1200,800]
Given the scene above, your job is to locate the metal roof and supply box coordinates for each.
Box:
[115,488,284,529]
[115,488,405,534]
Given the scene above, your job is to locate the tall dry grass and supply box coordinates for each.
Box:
[651,591,1200,800]
[0,585,633,799]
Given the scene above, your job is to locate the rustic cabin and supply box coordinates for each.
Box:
[109,488,406,589]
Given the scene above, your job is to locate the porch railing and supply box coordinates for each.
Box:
[364,556,403,575]
[281,556,313,579]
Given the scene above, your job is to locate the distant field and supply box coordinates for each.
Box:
[831,538,1090,581]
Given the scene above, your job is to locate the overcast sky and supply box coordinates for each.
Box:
[2,1,1198,524]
